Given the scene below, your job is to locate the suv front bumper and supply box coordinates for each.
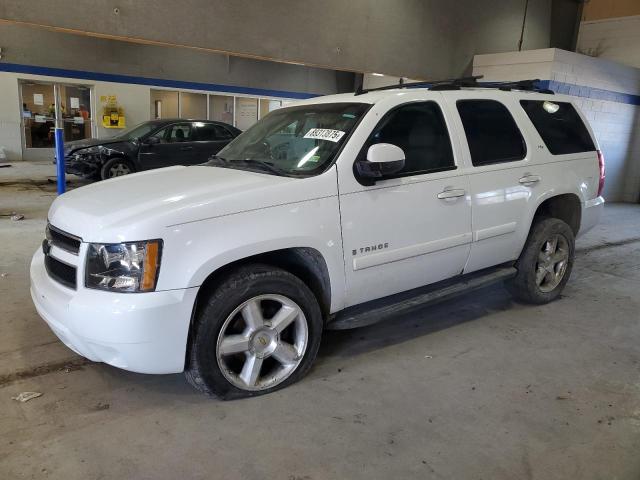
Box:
[30,249,197,374]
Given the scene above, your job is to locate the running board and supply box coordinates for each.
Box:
[327,266,517,330]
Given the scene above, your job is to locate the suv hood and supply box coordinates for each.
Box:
[48,165,335,242]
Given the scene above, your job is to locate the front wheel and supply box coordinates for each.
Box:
[100,157,135,180]
[185,265,323,399]
[506,218,575,304]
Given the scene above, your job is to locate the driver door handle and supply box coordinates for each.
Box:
[437,188,466,200]
[519,174,541,185]
[180,146,193,151]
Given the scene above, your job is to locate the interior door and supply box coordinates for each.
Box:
[138,122,197,168]
[338,100,472,307]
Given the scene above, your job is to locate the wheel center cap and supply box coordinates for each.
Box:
[250,328,278,357]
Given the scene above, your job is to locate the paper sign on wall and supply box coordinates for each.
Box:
[33,93,44,106]
[70,97,80,109]
[303,128,345,143]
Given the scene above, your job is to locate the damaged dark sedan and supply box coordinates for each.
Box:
[61,119,241,180]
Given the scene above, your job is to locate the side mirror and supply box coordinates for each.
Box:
[145,136,161,146]
[355,143,405,184]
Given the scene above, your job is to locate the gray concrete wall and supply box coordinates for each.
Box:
[0,24,354,96]
[1,0,554,80]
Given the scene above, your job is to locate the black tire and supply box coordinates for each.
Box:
[100,157,135,180]
[506,217,575,304]
[185,264,323,400]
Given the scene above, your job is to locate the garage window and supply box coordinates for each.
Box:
[520,100,595,155]
[457,100,526,166]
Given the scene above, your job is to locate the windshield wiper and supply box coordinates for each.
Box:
[206,155,228,166]
[234,159,287,176]
[204,156,288,176]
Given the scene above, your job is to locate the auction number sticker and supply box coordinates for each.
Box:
[304,128,346,143]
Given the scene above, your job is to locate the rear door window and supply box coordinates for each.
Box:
[520,100,595,155]
[193,123,233,141]
[456,100,526,166]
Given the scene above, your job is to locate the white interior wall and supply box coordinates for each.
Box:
[95,83,151,140]
[473,48,640,203]
[0,74,21,161]
[576,15,640,69]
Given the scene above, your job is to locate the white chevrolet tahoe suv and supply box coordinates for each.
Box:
[31,79,605,399]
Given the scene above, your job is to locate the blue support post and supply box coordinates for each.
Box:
[54,127,65,194]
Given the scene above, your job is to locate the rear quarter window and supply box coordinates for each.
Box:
[520,100,595,155]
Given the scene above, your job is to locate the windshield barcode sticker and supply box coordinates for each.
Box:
[304,128,346,143]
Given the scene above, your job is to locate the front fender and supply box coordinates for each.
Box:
[157,195,346,313]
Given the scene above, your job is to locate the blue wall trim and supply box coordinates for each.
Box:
[537,79,640,106]
[0,62,319,100]
[2,62,637,106]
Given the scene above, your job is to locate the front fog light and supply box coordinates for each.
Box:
[85,240,162,292]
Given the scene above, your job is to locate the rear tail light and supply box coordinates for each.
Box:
[597,150,606,197]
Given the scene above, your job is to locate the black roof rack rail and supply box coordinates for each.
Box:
[354,76,482,95]
[475,79,554,94]
[354,76,554,95]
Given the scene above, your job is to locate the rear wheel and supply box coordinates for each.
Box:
[185,265,323,399]
[506,218,575,304]
[101,157,135,180]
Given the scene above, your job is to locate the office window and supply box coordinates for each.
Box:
[457,100,526,166]
[365,101,455,176]
[520,100,595,155]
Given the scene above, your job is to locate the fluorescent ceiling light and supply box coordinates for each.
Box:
[371,73,384,77]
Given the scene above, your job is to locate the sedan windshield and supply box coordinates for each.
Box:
[205,103,370,176]
[113,122,159,141]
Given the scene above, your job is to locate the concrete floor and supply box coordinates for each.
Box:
[1,162,640,480]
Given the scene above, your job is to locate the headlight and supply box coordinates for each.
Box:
[85,240,162,292]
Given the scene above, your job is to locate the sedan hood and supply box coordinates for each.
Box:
[64,137,128,155]
[48,166,335,242]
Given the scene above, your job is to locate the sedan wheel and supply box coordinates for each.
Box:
[108,162,131,177]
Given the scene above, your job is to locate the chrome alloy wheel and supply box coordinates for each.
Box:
[216,294,309,391]
[108,163,131,177]
[536,234,570,293]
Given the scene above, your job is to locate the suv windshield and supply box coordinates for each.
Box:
[113,122,159,141]
[205,103,370,176]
